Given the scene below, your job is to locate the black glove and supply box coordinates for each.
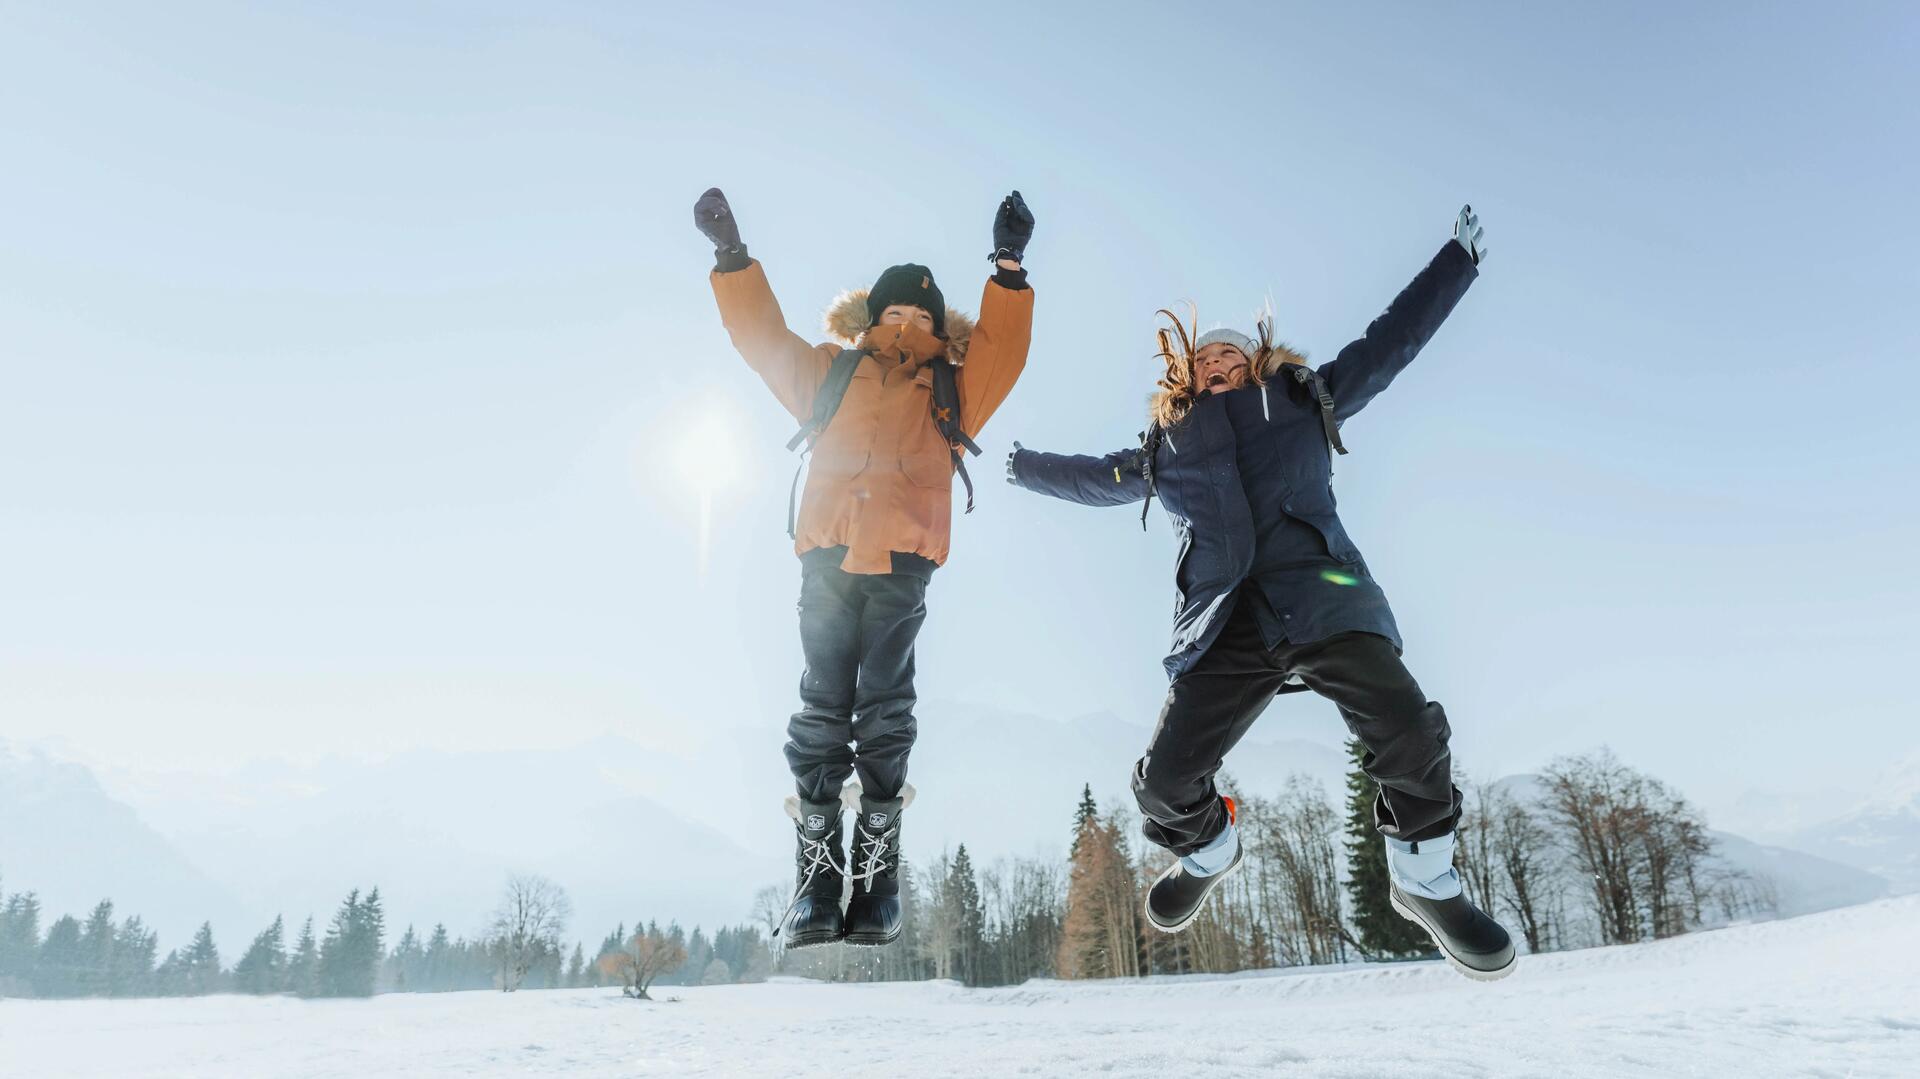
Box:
[991,190,1034,264]
[1005,441,1024,484]
[694,187,743,252]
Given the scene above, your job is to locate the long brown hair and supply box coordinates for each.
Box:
[1148,306,1286,429]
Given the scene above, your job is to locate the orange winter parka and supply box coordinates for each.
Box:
[711,259,1033,574]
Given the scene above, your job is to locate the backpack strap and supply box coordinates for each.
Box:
[788,348,867,452]
[1137,425,1162,531]
[929,359,981,515]
[786,348,867,538]
[1288,365,1348,456]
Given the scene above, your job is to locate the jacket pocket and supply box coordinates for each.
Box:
[811,434,872,480]
[901,412,956,489]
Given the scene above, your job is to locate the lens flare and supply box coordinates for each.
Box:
[667,407,742,583]
[1320,570,1359,587]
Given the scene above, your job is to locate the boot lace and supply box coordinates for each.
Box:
[776,829,840,937]
[853,822,898,886]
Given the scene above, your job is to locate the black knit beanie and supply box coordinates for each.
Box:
[865,264,946,337]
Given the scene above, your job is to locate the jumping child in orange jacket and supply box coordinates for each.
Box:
[694,187,1034,948]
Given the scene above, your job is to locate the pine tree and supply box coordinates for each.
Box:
[1058,796,1141,979]
[390,925,425,992]
[945,845,985,986]
[1342,739,1432,958]
[423,924,452,992]
[0,889,44,991]
[1070,783,1099,855]
[152,949,188,996]
[112,916,158,997]
[36,915,85,997]
[681,928,712,988]
[360,889,387,992]
[183,922,223,995]
[79,900,117,997]
[234,916,287,994]
[566,943,585,988]
[286,917,320,997]
[317,888,382,997]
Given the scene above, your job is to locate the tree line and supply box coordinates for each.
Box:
[0,885,388,999]
[0,745,1778,999]
[766,745,1779,987]
[0,870,773,1001]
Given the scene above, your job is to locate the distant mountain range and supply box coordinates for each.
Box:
[0,742,250,946]
[1776,787,1920,895]
[0,708,1902,953]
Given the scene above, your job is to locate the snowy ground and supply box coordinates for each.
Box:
[4,897,1918,1079]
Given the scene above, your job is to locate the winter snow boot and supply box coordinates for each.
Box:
[843,782,912,946]
[1385,832,1516,981]
[778,795,847,949]
[1145,796,1244,933]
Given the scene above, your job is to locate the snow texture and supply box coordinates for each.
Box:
[4,896,1918,1078]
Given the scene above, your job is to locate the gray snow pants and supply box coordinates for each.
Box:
[786,561,928,803]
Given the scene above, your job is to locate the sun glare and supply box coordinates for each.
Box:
[674,408,742,495]
[667,407,744,582]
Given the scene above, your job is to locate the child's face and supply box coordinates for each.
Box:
[1195,343,1250,394]
[878,305,935,335]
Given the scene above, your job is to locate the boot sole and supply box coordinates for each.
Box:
[781,928,846,950]
[1389,891,1517,982]
[842,928,901,948]
[1144,854,1245,935]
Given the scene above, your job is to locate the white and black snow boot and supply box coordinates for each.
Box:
[778,795,847,950]
[1145,796,1244,933]
[1385,832,1516,981]
[843,782,911,946]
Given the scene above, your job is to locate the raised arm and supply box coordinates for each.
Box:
[957,191,1036,439]
[696,188,834,422]
[1006,441,1149,508]
[1317,205,1485,423]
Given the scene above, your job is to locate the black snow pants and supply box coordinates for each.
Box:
[1134,595,1462,856]
[786,561,929,803]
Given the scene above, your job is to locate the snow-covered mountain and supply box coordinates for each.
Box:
[1780,796,1920,895]
[98,739,780,949]
[1704,830,1889,916]
[0,741,248,947]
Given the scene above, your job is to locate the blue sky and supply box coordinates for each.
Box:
[3,1,1916,830]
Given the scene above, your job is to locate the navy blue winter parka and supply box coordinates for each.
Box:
[1009,240,1478,679]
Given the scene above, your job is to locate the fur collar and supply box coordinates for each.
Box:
[1259,341,1310,374]
[823,289,977,365]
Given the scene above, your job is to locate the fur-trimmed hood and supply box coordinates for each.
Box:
[823,289,978,365]
[1258,341,1310,374]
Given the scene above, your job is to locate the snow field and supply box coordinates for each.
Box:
[3,895,1917,1078]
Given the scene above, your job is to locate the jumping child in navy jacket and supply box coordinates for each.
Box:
[1008,206,1515,980]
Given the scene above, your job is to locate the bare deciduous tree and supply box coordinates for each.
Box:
[1543,748,1760,945]
[1543,751,1646,944]
[1456,777,1502,917]
[487,874,571,992]
[1488,786,1561,953]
